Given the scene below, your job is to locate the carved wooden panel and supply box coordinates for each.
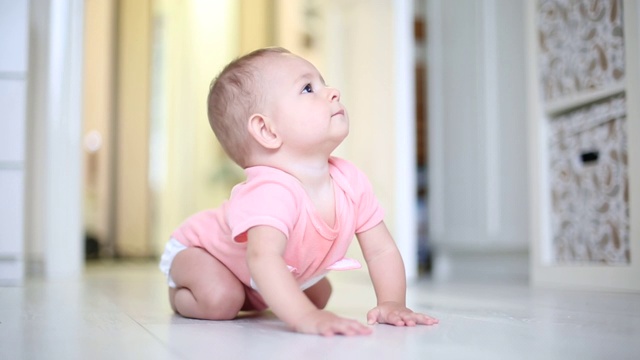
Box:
[538,0,625,102]
[549,96,629,264]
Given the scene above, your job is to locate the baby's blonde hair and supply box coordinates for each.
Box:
[207,47,291,167]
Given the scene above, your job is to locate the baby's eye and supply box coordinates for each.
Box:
[302,84,314,93]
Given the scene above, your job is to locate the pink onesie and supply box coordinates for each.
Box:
[167,157,384,309]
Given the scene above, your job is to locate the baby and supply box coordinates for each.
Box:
[159,47,438,336]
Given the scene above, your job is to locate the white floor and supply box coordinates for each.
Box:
[1,261,639,360]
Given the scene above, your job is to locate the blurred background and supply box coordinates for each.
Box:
[78,0,426,273]
[2,0,638,291]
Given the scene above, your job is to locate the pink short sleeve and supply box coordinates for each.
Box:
[352,170,385,234]
[329,157,385,234]
[226,168,302,243]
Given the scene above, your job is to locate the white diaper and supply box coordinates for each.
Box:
[159,238,348,291]
[158,238,188,288]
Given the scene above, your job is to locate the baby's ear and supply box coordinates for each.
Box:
[247,113,282,150]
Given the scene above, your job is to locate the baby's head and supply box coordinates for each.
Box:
[207,47,290,167]
[207,47,347,168]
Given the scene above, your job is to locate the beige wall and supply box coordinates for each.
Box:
[150,0,408,265]
[150,0,242,255]
[25,0,415,279]
[240,0,275,52]
[275,0,398,229]
[83,0,115,256]
[115,0,152,257]
[82,0,155,258]
[83,0,245,256]
[80,0,410,265]
[274,1,405,268]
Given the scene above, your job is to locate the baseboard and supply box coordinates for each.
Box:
[0,257,24,286]
[432,250,529,283]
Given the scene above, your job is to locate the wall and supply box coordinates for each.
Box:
[427,0,529,280]
[273,0,418,278]
[0,0,29,284]
[239,0,275,52]
[83,0,116,257]
[274,0,400,224]
[16,0,417,280]
[113,0,153,257]
[150,0,242,255]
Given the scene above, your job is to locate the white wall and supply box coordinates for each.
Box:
[0,0,29,284]
[427,0,529,280]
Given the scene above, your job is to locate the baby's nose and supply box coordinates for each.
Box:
[328,87,341,102]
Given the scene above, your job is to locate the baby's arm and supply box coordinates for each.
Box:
[246,225,372,336]
[357,221,439,326]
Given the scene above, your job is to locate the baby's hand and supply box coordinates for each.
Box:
[367,302,439,327]
[294,310,373,336]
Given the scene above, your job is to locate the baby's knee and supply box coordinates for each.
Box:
[200,286,245,320]
[200,304,240,320]
[173,286,243,320]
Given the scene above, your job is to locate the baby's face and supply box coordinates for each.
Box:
[260,53,349,156]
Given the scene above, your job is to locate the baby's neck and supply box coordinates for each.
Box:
[284,158,336,227]
[247,152,334,191]
[282,159,332,191]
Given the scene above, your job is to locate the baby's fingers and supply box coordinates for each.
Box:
[366,308,381,325]
[369,306,439,327]
[321,319,372,337]
[367,307,405,326]
[402,311,439,326]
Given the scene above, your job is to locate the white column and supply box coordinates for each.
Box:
[26,0,84,279]
[393,0,418,281]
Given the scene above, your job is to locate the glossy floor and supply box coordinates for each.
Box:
[1,261,639,360]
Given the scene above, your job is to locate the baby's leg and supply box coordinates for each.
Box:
[169,247,246,320]
[303,277,332,309]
